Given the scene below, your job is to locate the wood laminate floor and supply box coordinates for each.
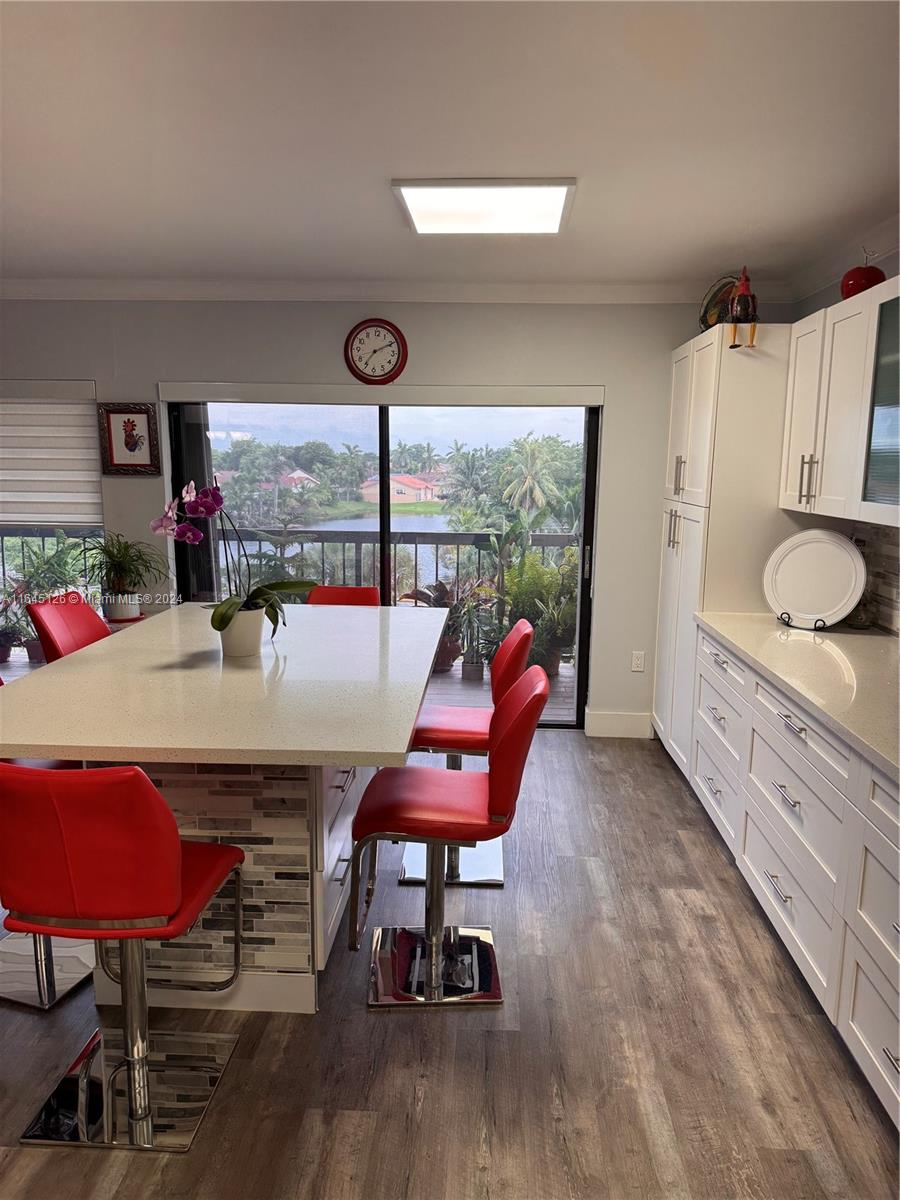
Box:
[0,734,896,1200]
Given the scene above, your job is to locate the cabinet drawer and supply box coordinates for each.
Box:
[837,928,900,1124]
[692,730,743,852]
[746,719,845,905]
[315,765,375,968]
[739,797,842,1016]
[696,664,750,776]
[843,803,900,984]
[697,631,748,699]
[753,677,852,796]
[852,760,900,849]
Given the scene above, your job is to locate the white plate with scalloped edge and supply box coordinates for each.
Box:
[763,529,866,630]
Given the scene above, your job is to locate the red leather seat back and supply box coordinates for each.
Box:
[26,592,111,663]
[307,586,381,607]
[487,665,549,822]
[490,619,534,704]
[0,763,182,922]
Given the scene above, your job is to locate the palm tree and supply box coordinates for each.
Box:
[501,440,560,515]
[447,450,489,507]
[420,441,439,473]
[448,439,467,461]
[392,439,413,472]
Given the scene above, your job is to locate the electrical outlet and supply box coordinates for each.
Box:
[631,650,645,672]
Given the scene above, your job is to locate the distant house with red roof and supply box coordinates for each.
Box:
[360,474,436,504]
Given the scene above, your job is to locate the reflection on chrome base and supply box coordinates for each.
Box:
[0,933,94,1010]
[398,839,505,887]
[368,925,502,1007]
[20,1028,238,1153]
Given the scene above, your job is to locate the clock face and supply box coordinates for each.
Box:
[344,319,408,384]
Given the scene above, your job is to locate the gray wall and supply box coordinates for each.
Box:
[794,250,899,320]
[0,297,698,732]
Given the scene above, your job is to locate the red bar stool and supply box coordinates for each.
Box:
[399,619,534,889]
[307,585,380,606]
[348,665,548,1006]
[0,762,245,1152]
[26,591,111,662]
[0,677,93,1010]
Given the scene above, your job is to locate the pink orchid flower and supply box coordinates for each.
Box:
[150,513,177,537]
[174,522,204,545]
[182,480,197,502]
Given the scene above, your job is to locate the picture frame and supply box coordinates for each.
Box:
[97,403,161,475]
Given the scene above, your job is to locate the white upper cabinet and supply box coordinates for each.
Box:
[664,327,721,507]
[779,276,899,527]
[664,341,692,502]
[779,312,824,513]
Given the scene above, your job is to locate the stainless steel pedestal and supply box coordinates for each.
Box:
[0,933,94,1009]
[368,925,502,1007]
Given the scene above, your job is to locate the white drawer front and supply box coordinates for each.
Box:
[753,677,852,796]
[843,802,900,985]
[696,665,750,776]
[740,798,841,1016]
[746,720,845,904]
[838,928,900,1124]
[697,631,748,698]
[315,765,375,968]
[853,760,900,849]
[692,731,743,851]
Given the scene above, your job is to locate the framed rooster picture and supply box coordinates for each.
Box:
[97,403,161,475]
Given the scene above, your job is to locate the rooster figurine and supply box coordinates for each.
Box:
[122,417,146,453]
[728,266,758,349]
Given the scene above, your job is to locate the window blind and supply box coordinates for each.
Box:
[0,380,103,526]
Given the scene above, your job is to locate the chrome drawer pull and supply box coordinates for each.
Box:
[710,652,729,669]
[703,774,722,798]
[764,870,791,904]
[707,705,726,725]
[333,855,353,886]
[772,781,800,810]
[883,1047,900,1074]
[893,922,900,936]
[779,713,807,738]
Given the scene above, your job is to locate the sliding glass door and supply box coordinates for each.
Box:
[170,400,599,727]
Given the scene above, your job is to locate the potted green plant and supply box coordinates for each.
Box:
[400,579,463,673]
[6,533,89,662]
[0,607,28,664]
[458,581,497,682]
[152,482,316,657]
[85,531,168,621]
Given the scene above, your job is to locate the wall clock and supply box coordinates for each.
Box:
[344,318,408,384]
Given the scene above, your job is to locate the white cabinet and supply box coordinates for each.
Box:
[664,340,692,502]
[663,328,719,507]
[779,312,824,513]
[651,501,707,773]
[779,276,900,527]
[314,764,375,969]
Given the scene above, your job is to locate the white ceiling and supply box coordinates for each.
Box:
[1,2,898,300]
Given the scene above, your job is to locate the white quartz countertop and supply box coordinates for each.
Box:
[0,603,447,766]
[696,612,899,779]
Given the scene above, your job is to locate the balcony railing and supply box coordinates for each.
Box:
[0,526,100,590]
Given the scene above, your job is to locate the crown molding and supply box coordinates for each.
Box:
[790,213,899,301]
[0,276,798,305]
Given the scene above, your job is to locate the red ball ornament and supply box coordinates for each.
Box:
[840,260,886,300]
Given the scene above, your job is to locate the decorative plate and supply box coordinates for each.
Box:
[763,529,866,630]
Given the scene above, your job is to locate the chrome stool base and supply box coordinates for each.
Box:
[368,925,502,1007]
[398,839,505,888]
[21,1027,239,1153]
[0,933,94,1010]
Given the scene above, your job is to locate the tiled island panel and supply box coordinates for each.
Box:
[116,762,314,978]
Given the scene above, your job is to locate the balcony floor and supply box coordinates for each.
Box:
[426,658,576,723]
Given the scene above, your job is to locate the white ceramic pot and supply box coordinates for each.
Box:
[219,606,265,658]
[103,595,141,621]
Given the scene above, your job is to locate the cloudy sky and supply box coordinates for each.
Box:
[206,403,585,454]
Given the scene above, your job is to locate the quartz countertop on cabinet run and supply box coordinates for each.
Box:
[0,603,447,766]
[696,612,898,779]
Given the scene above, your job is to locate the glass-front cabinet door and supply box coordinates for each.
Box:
[858,283,899,524]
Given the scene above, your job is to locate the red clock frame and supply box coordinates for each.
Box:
[343,318,409,385]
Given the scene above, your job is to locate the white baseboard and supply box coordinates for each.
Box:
[584,710,653,739]
[93,966,318,1014]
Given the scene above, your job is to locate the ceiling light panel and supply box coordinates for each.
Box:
[393,179,575,235]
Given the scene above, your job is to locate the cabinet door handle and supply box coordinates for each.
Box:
[666,508,674,548]
[674,455,685,494]
[882,1047,900,1074]
[892,922,900,936]
[804,456,818,503]
[772,781,800,809]
[671,512,680,547]
[332,855,353,886]
[779,712,807,739]
[703,774,722,798]
[764,870,792,905]
[706,705,726,725]
[801,451,816,504]
[710,651,729,669]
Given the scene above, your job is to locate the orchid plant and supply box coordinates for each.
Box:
[152,481,315,633]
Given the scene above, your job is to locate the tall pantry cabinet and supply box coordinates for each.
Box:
[652,324,799,775]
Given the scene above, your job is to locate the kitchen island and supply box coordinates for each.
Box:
[0,603,446,1013]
